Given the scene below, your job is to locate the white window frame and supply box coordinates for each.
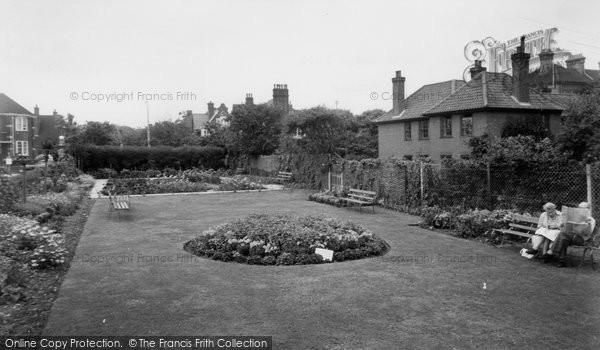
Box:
[16,116,28,131]
[16,140,29,156]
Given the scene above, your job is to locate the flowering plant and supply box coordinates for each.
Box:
[184,213,389,265]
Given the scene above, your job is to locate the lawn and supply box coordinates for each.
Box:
[42,190,600,349]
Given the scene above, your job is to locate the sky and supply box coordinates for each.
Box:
[1,0,599,128]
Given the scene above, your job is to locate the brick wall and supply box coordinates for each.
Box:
[378,110,562,162]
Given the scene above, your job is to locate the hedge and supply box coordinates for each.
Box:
[70,145,226,172]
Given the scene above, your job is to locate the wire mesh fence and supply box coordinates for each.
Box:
[325,160,597,217]
[426,163,589,214]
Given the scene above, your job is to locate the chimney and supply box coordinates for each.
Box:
[539,49,554,73]
[207,101,215,118]
[566,54,586,74]
[392,70,406,114]
[245,93,254,105]
[34,105,39,116]
[469,60,486,79]
[511,36,531,103]
[273,84,289,115]
[53,109,57,116]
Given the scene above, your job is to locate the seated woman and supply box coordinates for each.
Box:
[550,202,596,267]
[526,202,563,261]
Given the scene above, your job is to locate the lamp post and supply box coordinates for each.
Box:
[15,155,31,203]
[146,101,151,148]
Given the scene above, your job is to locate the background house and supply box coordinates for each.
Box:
[376,37,567,162]
[182,102,231,136]
[0,93,65,160]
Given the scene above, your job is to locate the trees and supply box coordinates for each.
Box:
[282,106,353,156]
[148,120,191,147]
[557,91,600,163]
[468,134,570,165]
[70,121,117,146]
[280,107,381,159]
[228,104,284,156]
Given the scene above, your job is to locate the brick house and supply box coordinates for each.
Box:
[182,101,231,136]
[376,37,565,162]
[0,93,34,160]
[0,93,65,161]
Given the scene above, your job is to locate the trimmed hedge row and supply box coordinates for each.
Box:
[71,145,226,172]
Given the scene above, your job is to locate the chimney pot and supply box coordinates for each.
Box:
[392,70,406,114]
[566,54,586,74]
[34,105,39,116]
[539,49,554,73]
[511,37,531,103]
[469,60,486,79]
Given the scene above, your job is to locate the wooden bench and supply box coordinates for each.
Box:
[277,171,293,189]
[341,188,376,213]
[495,214,538,247]
[107,190,131,219]
[569,228,600,270]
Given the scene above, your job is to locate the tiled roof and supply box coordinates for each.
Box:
[585,69,600,82]
[374,80,465,123]
[424,72,563,116]
[529,65,594,87]
[0,93,32,115]
[191,113,210,130]
[542,93,576,109]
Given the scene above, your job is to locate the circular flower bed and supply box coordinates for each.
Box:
[183,213,389,265]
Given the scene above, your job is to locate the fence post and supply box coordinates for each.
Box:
[341,172,344,189]
[420,161,424,206]
[328,170,331,191]
[486,162,492,209]
[587,163,593,213]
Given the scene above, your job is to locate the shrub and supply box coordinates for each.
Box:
[455,209,516,238]
[71,145,226,172]
[0,214,67,269]
[183,213,389,265]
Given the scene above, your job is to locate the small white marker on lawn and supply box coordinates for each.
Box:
[103,319,106,323]
[315,248,334,261]
[482,282,487,290]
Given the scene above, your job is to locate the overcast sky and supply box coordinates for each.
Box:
[1,0,599,127]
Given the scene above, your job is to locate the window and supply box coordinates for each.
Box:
[440,154,453,160]
[440,116,452,137]
[16,141,28,156]
[403,155,413,161]
[543,114,551,130]
[404,122,412,141]
[461,115,473,136]
[418,120,429,139]
[15,117,28,131]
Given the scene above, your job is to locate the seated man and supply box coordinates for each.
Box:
[526,202,563,261]
[550,202,596,268]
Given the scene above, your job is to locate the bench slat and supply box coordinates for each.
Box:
[342,198,374,205]
[509,223,538,232]
[498,229,534,238]
[512,215,538,224]
[348,194,375,201]
[348,189,376,195]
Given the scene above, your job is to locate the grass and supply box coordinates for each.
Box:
[42,190,600,348]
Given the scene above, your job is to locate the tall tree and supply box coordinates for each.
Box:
[557,91,600,162]
[70,121,117,146]
[283,106,353,156]
[228,104,284,156]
